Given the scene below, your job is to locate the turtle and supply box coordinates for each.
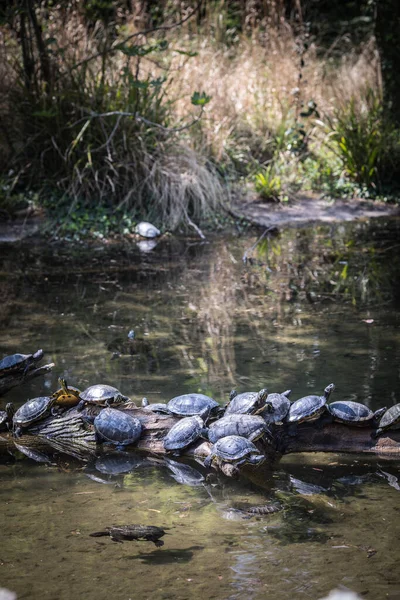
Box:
[0,349,43,377]
[328,401,386,427]
[90,524,167,546]
[224,388,269,416]
[141,398,171,415]
[77,384,129,412]
[0,403,14,432]
[261,390,292,424]
[95,454,149,476]
[12,396,58,437]
[135,222,161,239]
[372,403,400,438]
[163,415,206,454]
[204,435,265,468]
[93,407,142,448]
[207,414,272,444]
[286,383,335,424]
[166,393,221,420]
[52,377,81,408]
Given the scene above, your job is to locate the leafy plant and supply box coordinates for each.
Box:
[254,166,283,202]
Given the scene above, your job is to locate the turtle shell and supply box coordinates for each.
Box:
[210,435,262,462]
[208,414,268,444]
[94,408,142,446]
[0,349,43,375]
[328,401,374,425]
[225,388,268,416]
[141,398,170,414]
[79,384,128,405]
[163,416,204,452]
[13,396,55,427]
[374,403,400,436]
[135,222,160,239]
[263,390,291,424]
[287,384,335,424]
[52,378,81,407]
[167,394,219,419]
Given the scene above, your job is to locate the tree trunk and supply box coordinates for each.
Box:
[375,0,400,126]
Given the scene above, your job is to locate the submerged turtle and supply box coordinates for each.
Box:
[77,384,129,412]
[135,222,161,239]
[141,398,171,415]
[0,403,14,432]
[225,388,269,416]
[52,378,81,408]
[166,394,221,420]
[90,524,167,546]
[163,416,206,454]
[0,349,43,377]
[94,407,142,448]
[328,401,386,427]
[207,414,271,444]
[262,390,291,424]
[372,403,400,438]
[12,396,57,437]
[286,384,335,424]
[204,435,265,468]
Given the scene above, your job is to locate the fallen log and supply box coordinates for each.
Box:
[0,407,399,479]
[0,362,55,396]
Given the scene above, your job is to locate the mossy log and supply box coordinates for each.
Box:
[0,362,55,396]
[0,407,399,478]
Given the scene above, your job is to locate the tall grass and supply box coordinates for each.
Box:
[0,2,398,233]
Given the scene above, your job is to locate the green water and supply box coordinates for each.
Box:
[1,219,400,599]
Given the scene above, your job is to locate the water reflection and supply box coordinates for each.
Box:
[1,219,400,599]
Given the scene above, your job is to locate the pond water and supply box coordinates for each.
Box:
[1,218,400,600]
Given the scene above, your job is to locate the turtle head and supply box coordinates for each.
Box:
[58,377,68,394]
[324,383,335,399]
[282,389,291,398]
[229,389,238,402]
[141,397,149,407]
[32,349,44,362]
[113,393,126,405]
[248,454,266,466]
[5,403,15,422]
[257,388,269,405]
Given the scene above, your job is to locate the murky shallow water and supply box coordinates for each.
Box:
[1,219,400,599]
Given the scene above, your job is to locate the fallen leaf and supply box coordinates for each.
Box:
[147,509,161,513]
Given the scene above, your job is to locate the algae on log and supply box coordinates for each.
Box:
[0,362,55,396]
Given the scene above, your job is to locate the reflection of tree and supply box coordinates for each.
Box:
[1,220,399,409]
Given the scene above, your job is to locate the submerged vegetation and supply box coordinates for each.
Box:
[0,1,399,235]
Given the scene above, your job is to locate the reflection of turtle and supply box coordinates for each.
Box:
[328,401,386,427]
[12,396,57,437]
[167,394,220,420]
[90,524,167,546]
[373,403,400,438]
[0,349,43,377]
[225,389,268,416]
[94,407,142,448]
[77,384,129,412]
[286,384,335,424]
[163,416,206,454]
[52,378,81,408]
[207,414,271,444]
[0,403,14,431]
[204,435,265,468]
